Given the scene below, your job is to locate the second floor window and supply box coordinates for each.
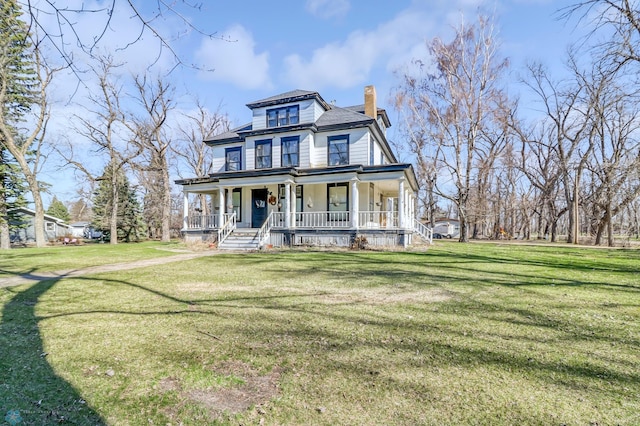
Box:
[267,105,299,128]
[328,135,349,166]
[281,136,300,167]
[369,139,375,165]
[255,140,272,169]
[225,147,242,171]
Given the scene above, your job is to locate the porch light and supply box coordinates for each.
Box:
[307,197,313,208]
[277,201,282,209]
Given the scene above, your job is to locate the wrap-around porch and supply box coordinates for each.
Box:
[178,166,431,248]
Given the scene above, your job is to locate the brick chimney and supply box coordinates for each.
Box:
[364,85,377,120]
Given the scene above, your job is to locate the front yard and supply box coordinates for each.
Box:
[1,242,638,425]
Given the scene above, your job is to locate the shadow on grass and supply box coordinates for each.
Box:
[234,249,640,292]
[0,277,105,425]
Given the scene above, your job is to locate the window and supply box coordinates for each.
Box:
[225,147,242,171]
[281,136,300,167]
[328,135,349,166]
[255,140,272,169]
[369,139,375,165]
[45,222,54,231]
[226,188,242,220]
[327,183,348,221]
[278,184,303,212]
[267,105,299,128]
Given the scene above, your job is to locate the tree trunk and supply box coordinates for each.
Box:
[18,156,47,247]
[161,161,171,242]
[0,217,10,249]
[110,174,119,244]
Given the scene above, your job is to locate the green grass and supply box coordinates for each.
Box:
[0,241,185,278]
[1,242,639,425]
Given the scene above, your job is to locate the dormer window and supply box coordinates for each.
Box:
[267,105,299,128]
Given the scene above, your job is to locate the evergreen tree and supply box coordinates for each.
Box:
[92,162,146,243]
[0,0,50,247]
[0,147,27,248]
[46,196,70,222]
[0,0,38,122]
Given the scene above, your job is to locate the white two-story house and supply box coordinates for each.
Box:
[176,86,432,249]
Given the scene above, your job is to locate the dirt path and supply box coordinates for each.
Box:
[0,250,222,288]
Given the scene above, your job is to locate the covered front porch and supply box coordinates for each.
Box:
[177,165,431,248]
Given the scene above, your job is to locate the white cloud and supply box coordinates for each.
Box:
[305,0,351,19]
[194,25,272,90]
[283,8,432,89]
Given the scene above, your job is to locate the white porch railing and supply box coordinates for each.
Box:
[268,211,402,229]
[217,213,236,244]
[358,211,399,229]
[413,218,433,243]
[187,214,219,229]
[257,211,273,247]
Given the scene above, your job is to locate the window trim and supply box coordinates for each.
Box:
[255,139,272,169]
[328,135,349,166]
[327,182,349,218]
[266,105,300,128]
[281,136,300,167]
[226,188,242,221]
[278,184,303,213]
[225,146,242,171]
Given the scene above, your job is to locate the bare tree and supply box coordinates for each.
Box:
[580,64,640,245]
[562,0,640,71]
[18,1,223,75]
[394,14,512,242]
[58,57,140,244]
[172,100,231,218]
[517,60,596,243]
[129,74,175,242]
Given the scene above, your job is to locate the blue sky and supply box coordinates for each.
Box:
[176,0,581,121]
[37,0,586,203]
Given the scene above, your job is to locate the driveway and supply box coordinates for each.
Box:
[0,250,221,288]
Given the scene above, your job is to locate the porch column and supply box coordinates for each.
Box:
[218,186,225,225]
[182,190,189,230]
[398,177,405,229]
[409,194,415,225]
[284,181,291,228]
[351,178,359,229]
[289,183,297,229]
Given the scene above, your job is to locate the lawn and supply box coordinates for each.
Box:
[1,242,638,425]
[0,241,185,278]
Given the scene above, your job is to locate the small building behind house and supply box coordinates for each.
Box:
[8,207,72,244]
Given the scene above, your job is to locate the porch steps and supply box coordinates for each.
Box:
[218,229,261,251]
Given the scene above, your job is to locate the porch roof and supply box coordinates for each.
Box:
[175,163,419,191]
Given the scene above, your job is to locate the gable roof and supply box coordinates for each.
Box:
[9,207,71,226]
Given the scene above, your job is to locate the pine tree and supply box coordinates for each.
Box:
[92,162,146,243]
[0,0,38,122]
[0,147,28,248]
[0,0,50,247]
[46,196,70,223]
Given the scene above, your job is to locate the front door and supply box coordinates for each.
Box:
[251,188,269,228]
